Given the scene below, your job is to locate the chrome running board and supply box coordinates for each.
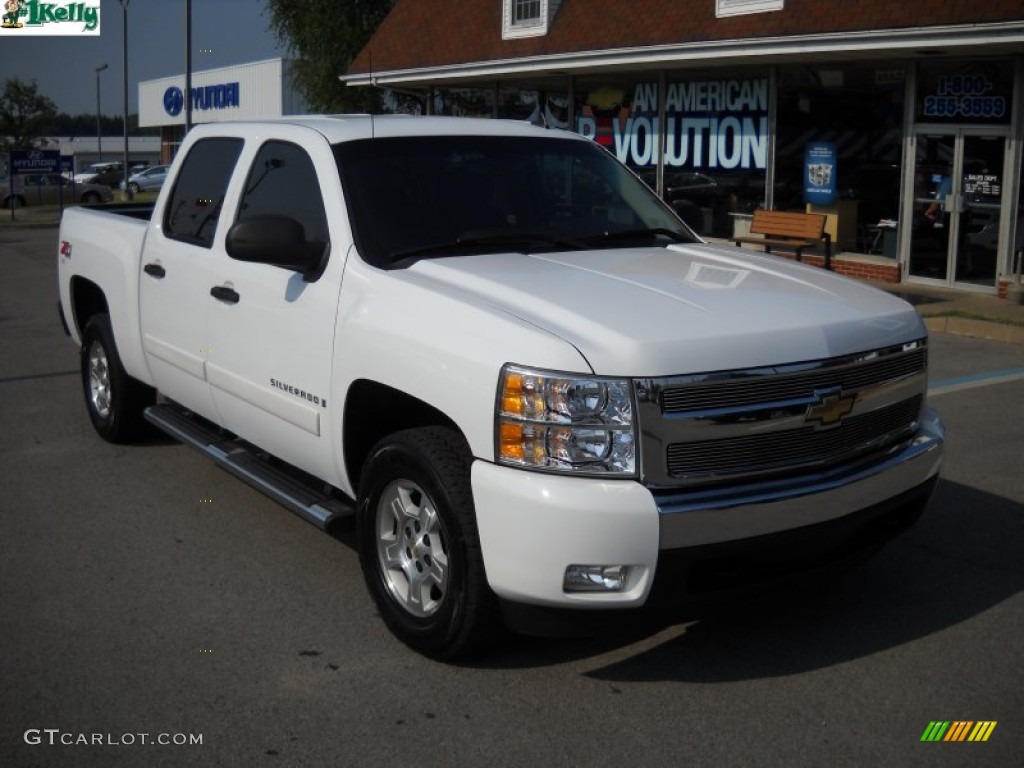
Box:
[144,403,354,530]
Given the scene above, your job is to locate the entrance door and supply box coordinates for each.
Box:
[907,130,1006,289]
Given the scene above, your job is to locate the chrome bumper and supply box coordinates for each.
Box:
[656,408,945,549]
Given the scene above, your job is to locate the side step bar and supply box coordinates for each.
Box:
[144,403,354,531]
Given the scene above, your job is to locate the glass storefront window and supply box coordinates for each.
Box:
[574,76,647,170]
[379,90,424,115]
[776,64,906,254]
[432,87,495,118]
[663,72,769,237]
[498,88,540,122]
[496,87,571,128]
[574,72,769,238]
[917,60,1013,126]
[1014,161,1024,282]
[540,91,571,129]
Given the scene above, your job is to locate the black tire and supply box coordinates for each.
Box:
[357,427,499,660]
[4,195,25,209]
[128,182,140,194]
[81,191,101,204]
[80,314,155,443]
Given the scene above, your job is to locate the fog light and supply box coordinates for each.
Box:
[564,565,629,592]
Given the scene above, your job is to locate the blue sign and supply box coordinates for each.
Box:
[163,82,240,117]
[9,149,61,174]
[61,155,74,174]
[164,86,184,117]
[804,142,837,205]
[191,82,240,111]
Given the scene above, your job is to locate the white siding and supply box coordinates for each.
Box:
[139,58,300,127]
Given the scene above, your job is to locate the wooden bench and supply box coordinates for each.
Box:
[734,209,832,270]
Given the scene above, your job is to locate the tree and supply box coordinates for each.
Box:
[266,0,396,113]
[0,78,57,149]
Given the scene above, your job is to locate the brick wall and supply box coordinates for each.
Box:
[770,253,901,283]
[353,0,1024,74]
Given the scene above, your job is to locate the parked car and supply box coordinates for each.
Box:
[91,166,129,189]
[2,173,114,207]
[73,162,122,185]
[120,164,169,194]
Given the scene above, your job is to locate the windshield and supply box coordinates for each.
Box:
[333,135,698,268]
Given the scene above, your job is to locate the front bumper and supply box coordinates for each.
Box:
[471,408,944,610]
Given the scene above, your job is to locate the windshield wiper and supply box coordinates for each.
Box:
[388,231,585,266]
[577,227,692,246]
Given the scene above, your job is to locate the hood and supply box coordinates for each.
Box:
[406,243,925,376]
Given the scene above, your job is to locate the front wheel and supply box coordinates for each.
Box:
[80,314,154,442]
[81,191,101,204]
[127,182,140,194]
[357,427,499,660]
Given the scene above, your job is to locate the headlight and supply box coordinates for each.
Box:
[495,364,637,476]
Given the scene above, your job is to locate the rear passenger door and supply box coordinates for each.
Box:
[139,137,244,422]
[205,133,346,482]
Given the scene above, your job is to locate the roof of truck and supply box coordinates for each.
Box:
[187,114,581,145]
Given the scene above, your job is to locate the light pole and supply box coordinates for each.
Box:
[95,63,108,163]
[185,0,192,133]
[119,0,130,199]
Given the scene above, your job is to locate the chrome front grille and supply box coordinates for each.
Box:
[665,395,922,479]
[661,347,926,414]
[635,341,928,489]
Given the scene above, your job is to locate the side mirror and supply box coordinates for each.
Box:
[225,214,326,274]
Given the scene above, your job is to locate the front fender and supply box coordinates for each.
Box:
[330,256,590,492]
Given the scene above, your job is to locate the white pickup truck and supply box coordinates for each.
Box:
[57,116,944,659]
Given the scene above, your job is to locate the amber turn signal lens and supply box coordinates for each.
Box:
[499,422,524,460]
[501,372,524,415]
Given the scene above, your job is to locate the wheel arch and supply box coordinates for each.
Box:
[80,313,154,442]
[69,276,109,339]
[342,379,466,497]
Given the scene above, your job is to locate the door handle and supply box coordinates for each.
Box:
[210,285,240,304]
[143,263,165,278]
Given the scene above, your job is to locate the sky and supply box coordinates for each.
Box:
[1,0,287,116]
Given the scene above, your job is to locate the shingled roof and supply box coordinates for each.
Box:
[348,0,1024,83]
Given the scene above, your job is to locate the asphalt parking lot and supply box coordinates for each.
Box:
[1,226,1022,767]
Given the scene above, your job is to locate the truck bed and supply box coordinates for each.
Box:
[85,200,156,220]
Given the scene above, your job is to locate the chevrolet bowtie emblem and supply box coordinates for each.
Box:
[805,391,856,427]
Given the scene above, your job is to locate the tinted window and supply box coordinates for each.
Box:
[164,137,243,248]
[235,141,329,247]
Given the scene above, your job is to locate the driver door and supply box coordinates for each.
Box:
[205,133,345,481]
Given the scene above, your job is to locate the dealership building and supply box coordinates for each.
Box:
[138,58,307,164]
[346,0,1024,296]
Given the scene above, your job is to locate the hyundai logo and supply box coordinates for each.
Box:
[164,86,184,117]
